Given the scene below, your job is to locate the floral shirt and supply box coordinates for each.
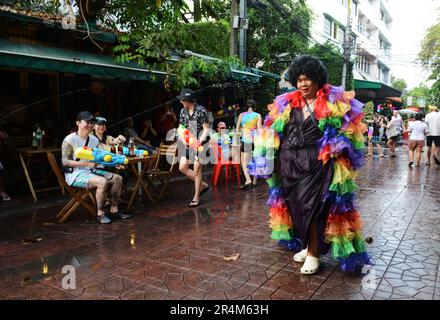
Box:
[179,104,209,138]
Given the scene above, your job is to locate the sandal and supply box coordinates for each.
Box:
[293,248,308,263]
[1,193,11,201]
[189,200,200,208]
[240,182,252,190]
[300,256,320,275]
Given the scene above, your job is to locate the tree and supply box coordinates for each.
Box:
[419,21,440,80]
[390,76,407,93]
[307,42,354,90]
[246,0,312,73]
[404,85,431,107]
[419,19,440,107]
[363,101,374,121]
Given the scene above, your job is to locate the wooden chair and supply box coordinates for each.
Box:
[47,152,96,223]
[145,142,178,202]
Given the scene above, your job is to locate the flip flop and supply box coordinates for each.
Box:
[189,200,200,208]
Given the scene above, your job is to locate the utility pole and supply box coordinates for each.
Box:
[341,0,352,90]
[229,0,238,57]
[239,0,248,64]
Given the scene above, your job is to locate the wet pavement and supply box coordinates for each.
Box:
[0,148,439,300]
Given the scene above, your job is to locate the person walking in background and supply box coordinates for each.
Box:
[386,110,404,158]
[424,105,440,165]
[407,113,429,167]
[366,114,385,158]
[236,99,262,190]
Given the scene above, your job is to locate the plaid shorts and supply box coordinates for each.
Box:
[71,169,108,188]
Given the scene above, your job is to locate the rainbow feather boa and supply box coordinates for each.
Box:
[248,84,374,272]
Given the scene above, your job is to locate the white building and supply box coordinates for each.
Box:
[306,0,394,86]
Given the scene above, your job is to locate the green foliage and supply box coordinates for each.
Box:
[390,75,407,93]
[246,0,312,73]
[363,101,374,121]
[165,56,244,91]
[403,85,430,107]
[419,19,440,108]
[181,19,231,59]
[419,21,440,80]
[306,42,353,90]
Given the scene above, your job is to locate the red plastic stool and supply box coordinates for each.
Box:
[211,144,241,186]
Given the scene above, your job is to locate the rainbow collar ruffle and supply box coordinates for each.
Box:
[249,85,374,272]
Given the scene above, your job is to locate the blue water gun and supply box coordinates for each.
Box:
[121,146,149,157]
[74,147,128,166]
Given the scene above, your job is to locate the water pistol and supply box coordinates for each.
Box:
[74,146,128,166]
[177,125,204,152]
[121,146,149,157]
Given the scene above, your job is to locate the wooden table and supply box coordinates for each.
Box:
[126,155,157,211]
[17,147,65,202]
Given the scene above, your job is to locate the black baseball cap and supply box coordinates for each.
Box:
[76,111,95,122]
[176,88,196,102]
[95,116,107,124]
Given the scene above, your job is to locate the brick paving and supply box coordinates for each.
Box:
[0,148,439,300]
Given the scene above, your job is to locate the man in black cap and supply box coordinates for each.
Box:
[61,111,130,224]
[176,89,210,207]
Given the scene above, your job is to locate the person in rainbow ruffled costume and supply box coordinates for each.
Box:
[249,55,374,274]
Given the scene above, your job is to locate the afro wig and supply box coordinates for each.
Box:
[287,54,328,88]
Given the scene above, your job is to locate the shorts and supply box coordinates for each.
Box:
[370,135,381,145]
[409,140,425,150]
[426,136,440,148]
[177,141,210,163]
[240,141,254,153]
[71,169,111,188]
[389,134,400,142]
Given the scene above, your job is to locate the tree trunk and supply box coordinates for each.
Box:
[193,0,201,22]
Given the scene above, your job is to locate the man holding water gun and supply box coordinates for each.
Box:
[61,111,131,224]
[177,89,210,208]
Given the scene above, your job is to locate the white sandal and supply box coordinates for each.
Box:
[293,248,308,262]
[300,256,320,275]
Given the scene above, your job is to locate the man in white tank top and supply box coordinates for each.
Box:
[61,111,130,224]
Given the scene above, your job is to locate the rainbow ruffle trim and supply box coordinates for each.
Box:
[249,85,374,272]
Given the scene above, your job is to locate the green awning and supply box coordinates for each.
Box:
[0,39,166,82]
[354,79,382,90]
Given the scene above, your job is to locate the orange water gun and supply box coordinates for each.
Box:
[177,125,204,152]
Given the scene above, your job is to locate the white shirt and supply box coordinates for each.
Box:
[424,111,440,136]
[62,133,99,186]
[408,121,428,141]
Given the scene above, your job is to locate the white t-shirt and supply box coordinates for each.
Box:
[62,133,99,186]
[408,121,428,141]
[424,111,440,136]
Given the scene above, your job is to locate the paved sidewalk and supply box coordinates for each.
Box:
[0,149,439,300]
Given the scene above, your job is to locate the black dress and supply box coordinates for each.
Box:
[279,108,333,254]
